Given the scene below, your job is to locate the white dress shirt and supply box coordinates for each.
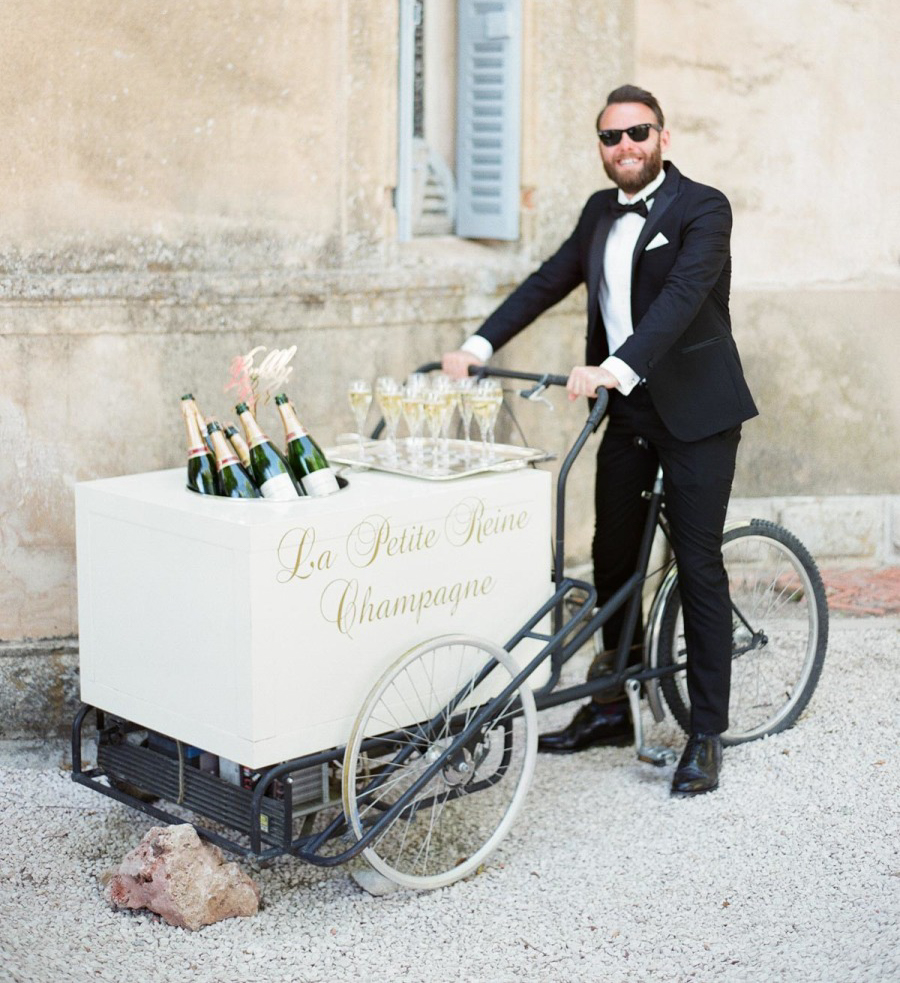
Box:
[598,166,667,394]
[462,168,667,394]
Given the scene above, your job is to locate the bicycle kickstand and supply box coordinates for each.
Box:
[624,679,677,767]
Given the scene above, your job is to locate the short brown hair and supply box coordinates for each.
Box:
[596,85,665,130]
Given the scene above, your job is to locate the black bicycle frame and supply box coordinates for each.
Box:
[458,364,676,709]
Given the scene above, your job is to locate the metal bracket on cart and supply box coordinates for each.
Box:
[624,678,677,767]
[518,375,555,410]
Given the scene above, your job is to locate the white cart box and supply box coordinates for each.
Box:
[76,466,552,767]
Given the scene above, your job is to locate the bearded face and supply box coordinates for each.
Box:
[597,102,669,195]
[601,138,663,194]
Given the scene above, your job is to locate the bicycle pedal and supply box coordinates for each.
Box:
[637,746,677,767]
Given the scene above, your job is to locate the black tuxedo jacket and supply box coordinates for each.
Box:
[477,162,758,442]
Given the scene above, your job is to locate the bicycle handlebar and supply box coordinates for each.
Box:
[467,365,571,388]
[410,360,609,421]
[465,364,610,434]
[410,361,609,429]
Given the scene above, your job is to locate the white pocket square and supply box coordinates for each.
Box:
[645,232,669,251]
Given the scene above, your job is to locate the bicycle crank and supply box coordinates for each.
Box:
[625,679,678,767]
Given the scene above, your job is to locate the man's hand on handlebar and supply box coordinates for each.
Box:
[567,365,620,401]
[440,353,617,402]
[442,350,483,380]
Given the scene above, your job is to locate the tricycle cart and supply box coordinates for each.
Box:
[72,367,828,890]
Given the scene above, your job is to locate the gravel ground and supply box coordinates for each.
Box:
[1,618,898,983]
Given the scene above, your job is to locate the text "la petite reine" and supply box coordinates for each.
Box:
[275,496,531,583]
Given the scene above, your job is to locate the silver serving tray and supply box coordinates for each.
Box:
[326,437,554,481]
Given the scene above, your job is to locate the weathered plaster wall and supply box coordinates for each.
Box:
[1,0,394,269]
[0,0,629,674]
[10,0,896,737]
[637,0,898,287]
[635,0,900,499]
[734,291,899,496]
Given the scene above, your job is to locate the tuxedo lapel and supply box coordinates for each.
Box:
[586,165,682,351]
[631,164,681,278]
[587,200,615,337]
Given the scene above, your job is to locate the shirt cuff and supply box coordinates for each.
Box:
[601,356,641,396]
[460,335,494,362]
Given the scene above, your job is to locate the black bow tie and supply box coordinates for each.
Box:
[610,198,650,219]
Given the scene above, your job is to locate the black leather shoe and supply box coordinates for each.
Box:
[537,700,632,754]
[671,733,723,796]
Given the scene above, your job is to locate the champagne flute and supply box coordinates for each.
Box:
[423,390,445,472]
[375,376,402,461]
[347,378,373,461]
[431,373,458,468]
[438,387,458,468]
[406,372,430,393]
[471,389,494,465]
[483,379,504,456]
[401,384,426,470]
[430,372,453,392]
[472,379,502,465]
[455,377,476,463]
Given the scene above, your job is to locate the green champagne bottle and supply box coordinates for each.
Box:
[181,395,219,494]
[223,422,252,471]
[206,422,260,498]
[235,402,300,500]
[274,394,340,496]
[192,402,214,454]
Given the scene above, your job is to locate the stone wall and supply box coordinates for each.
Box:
[3,0,897,737]
[1,0,395,269]
[1,0,629,735]
[635,0,900,503]
[734,290,900,499]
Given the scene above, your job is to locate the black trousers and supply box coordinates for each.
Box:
[591,386,740,734]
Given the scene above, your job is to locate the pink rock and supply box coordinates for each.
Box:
[105,824,260,930]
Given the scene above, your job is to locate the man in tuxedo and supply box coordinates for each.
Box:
[442,85,757,796]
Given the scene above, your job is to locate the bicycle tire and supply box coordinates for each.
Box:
[657,519,829,745]
[342,634,537,890]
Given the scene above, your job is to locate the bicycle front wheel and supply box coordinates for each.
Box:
[342,634,537,890]
[657,520,828,745]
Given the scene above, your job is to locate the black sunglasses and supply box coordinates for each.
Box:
[596,123,662,146]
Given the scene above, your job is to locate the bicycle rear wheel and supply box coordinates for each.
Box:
[342,634,537,890]
[657,520,828,745]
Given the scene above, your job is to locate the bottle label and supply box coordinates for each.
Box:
[301,468,340,497]
[285,427,308,440]
[259,472,299,500]
[216,454,240,471]
[188,446,209,460]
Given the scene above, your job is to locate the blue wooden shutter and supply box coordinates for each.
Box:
[455,0,522,240]
[396,0,418,241]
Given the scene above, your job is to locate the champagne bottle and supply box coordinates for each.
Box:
[235,402,300,500]
[223,423,252,471]
[206,422,260,498]
[207,416,228,458]
[191,402,214,453]
[181,394,219,494]
[274,393,340,496]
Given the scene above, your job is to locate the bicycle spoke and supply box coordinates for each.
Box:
[343,635,538,889]
[658,523,827,745]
